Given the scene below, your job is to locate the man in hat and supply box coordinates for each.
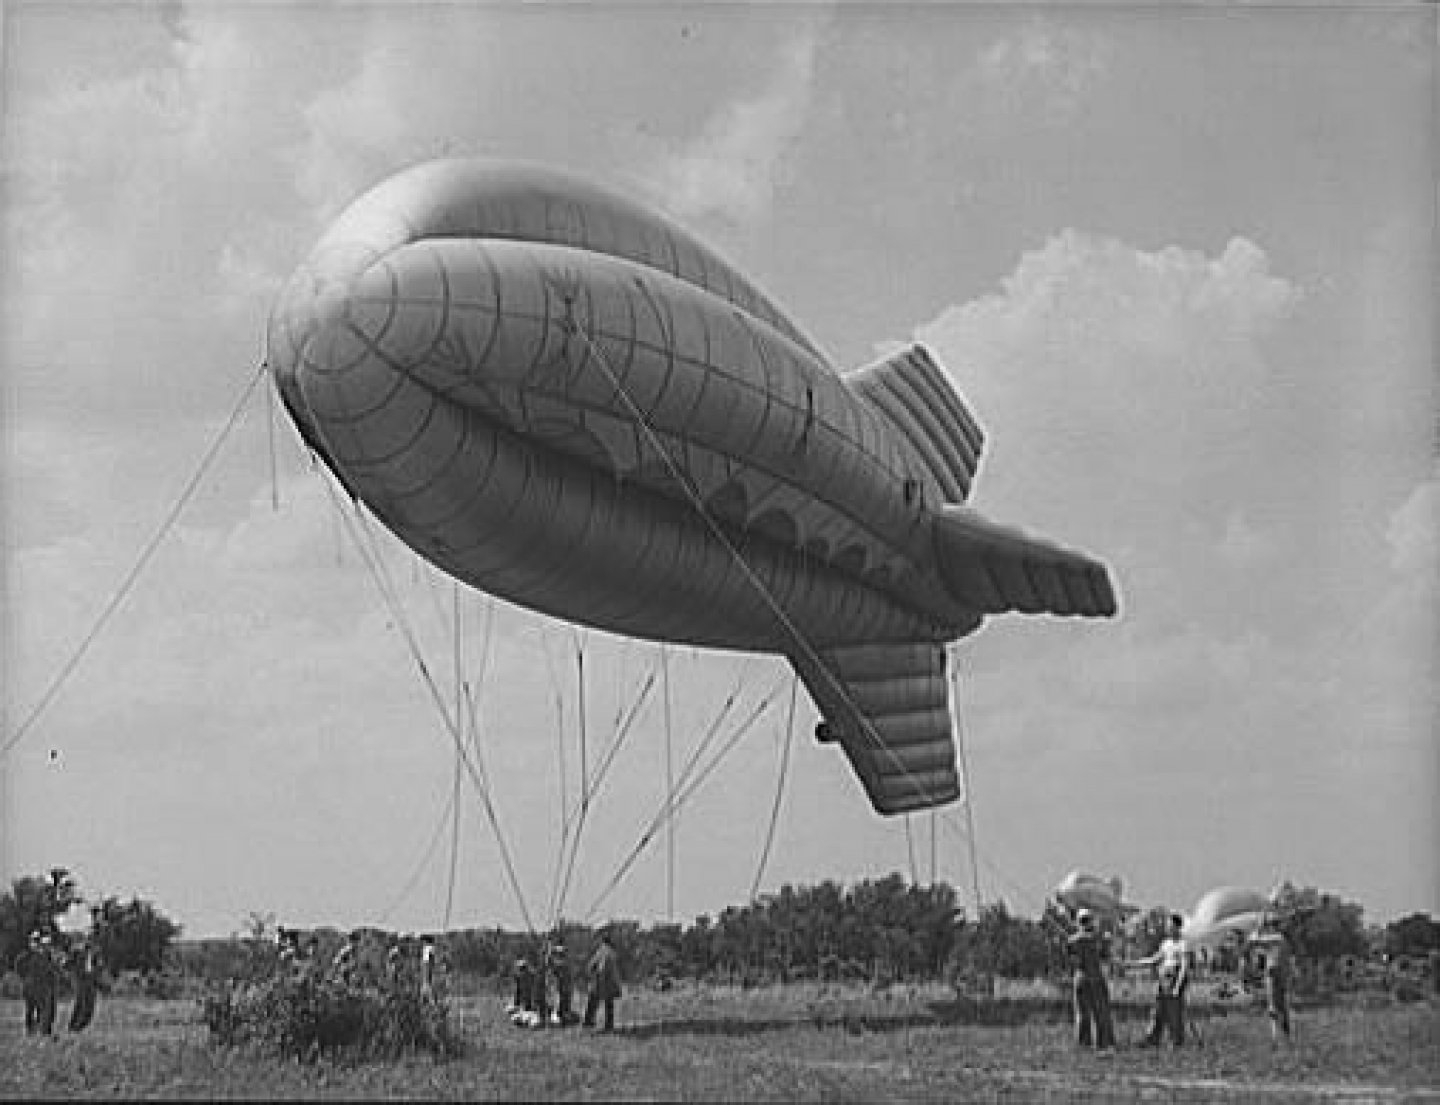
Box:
[1066,909,1115,1049]
[16,930,60,1036]
[1248,926,1294,1042]
[67,936,104,1033]
[583,930,622,1032]
[549,938,576,1025]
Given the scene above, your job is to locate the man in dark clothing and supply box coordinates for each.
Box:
[1066,910,1115,1049]
[550,941,576,1025]
[67,938,103,1033]
[511,957,534,1013]
[16,931,60,1036]
[583,931,622,1032]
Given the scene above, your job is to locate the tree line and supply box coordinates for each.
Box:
[4,868,1438,992]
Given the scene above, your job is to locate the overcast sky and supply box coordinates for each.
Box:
[2,3,1434,939]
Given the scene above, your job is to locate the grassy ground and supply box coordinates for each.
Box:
[2,981,1437,1101]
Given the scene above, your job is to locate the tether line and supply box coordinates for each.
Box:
[3,365,266,759]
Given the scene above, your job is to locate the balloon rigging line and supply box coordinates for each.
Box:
[947,646,984,917]
[538,629,571,923]
[551,668,658,929]
[904,815,919,888]
[377,782,458,926]
[348,497,533,935]
[315,469,537,934]
[546,655,653,926]
[265,368,281,512]
[443,582,463,931]
[576,644,589,820]
[560,306,957,818]
[583,677,786,924]
[581,684,744,922]
[930,811,938,887]
[662,646,675,922]
[2,364,266,760]
[749,674,799,903]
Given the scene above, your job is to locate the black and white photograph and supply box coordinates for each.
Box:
[2,2,1435,1097]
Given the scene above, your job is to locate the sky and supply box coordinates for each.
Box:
[2,2,1435,940]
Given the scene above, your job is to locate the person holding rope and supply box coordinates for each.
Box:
[1127,912,1191,1048]
[1066,909,1116,1050]
[1248,925,1293,1042]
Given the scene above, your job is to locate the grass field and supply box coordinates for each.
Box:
[3,981,1438,1101]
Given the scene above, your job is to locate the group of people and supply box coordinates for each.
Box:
[12,928,104,1037]
[272,927,443,999]
[1065,909,1293,1052]
[509,930,622,1032]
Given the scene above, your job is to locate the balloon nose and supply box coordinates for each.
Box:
[265,240,391,393]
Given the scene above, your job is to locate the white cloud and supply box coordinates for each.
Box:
[976,17,1112,125]
[1386,471,1439,585]
[653,30,822,228]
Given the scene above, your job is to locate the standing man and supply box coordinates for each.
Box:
[550,939,576,1025]
[1130,912,1190,1047]
[1066,909,1116,1050]
[331,931,362,988]
[67,937,103,1033]
[16,931,56,1036]
[418,934,439,1000]
[583,930,622,1033]
[1248,927,1293,1041]
[384,936,404,992]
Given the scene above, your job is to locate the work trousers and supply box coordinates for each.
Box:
[1073,975,1115,1048]
[1143,985,1186,1046]
[583,992,616,1031]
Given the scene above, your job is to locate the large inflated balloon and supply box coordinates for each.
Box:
[266,159,1118,816]
[1183,886,1272,949]
[1054,871,1137,921]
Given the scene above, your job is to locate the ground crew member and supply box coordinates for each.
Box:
[1130,912,1190,1047]
[384,936,404,992]
[331,931,362,987]
[583,930,622,1032]
[550,940,576,1025]
[67,937,103,1033]
[1249,928,1293,1041]
[1066,909,1116,1049]
[419,934,438,999]
[16,930,59,1036]
[511,957,534,1013]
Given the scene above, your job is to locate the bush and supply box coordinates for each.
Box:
[202,975,463,1061]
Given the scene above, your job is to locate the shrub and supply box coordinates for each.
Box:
[202,975,463,1061]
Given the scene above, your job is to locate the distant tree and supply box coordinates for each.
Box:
[952,900,1053,980]
[0,868,82,968]
[1273,883,1366,963]
[91,895,181,974]
[1133,905,1177,957]
[1384,913,1440,961]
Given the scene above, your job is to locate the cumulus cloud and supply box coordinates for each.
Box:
[652,30,822,228]
[916,231,1300,536]
[975,17,1112,124]
[1387,471,1439,586]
